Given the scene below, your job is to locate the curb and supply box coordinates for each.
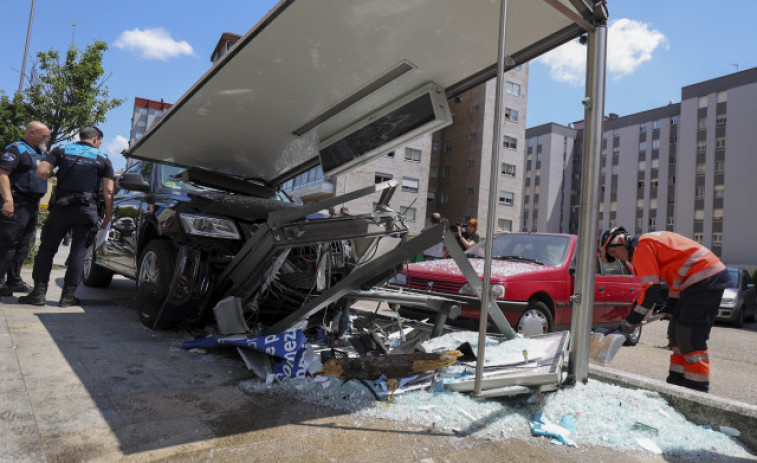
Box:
[589,364,757,453]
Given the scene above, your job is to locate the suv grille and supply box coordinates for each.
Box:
[407,276,462,294]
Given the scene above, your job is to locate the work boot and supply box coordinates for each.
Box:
[18,282,48,306]
[58,286,81,307]
[665,371,684,386]
[6,280,34,293]
[0,286,12,297]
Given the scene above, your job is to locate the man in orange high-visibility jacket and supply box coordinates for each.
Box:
[599,227,731,393]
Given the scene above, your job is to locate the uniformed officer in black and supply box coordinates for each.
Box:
[19,126,114,306]
[0,121,51,297]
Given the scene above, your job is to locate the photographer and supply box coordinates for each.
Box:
[444,218,479,257]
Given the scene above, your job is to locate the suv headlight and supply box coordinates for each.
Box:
[720,288,738,308]
[459,283,505,299]
[180,213,240,240]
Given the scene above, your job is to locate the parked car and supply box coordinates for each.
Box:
[83,160,409,331]
[717,267,757,327]
[388,232,644,344]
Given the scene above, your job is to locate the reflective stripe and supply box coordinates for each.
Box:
[640,275,660,285]
[678,247,710,278]
[633,305,650,315]
[683,371,710,383]
[670,364,685,373]
[679,262,727,291]
[684,352,709,364]
[671,346,681,355]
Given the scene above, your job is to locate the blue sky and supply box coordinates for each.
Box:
[2,1,755,171]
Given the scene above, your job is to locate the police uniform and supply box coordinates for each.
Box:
[30,141,114,293]
[0,141,48,293]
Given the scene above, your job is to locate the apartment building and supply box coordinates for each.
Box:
[129,97,173,144]
[524,66,757,267]
[430,67,529,235]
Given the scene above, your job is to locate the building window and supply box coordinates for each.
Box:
[466,159,475,168]
[715,160,725,172]
[696,163,706,175]
[469,132,477,140]
[694,233,703,243]
[714,184,724,198]
[698,117,707,130]
[505,108,519,122]
[717,91,727,103]
[716,113,726,126]
[501,163,516,177]
[670,135,677,144]
[537,135,543,146]
[442,166,451,178]
[698,96,708,108]
[638,160,646,170]
[639,141,646,152]
[404,147,421,162]
[427,190,435,202]
[713,208,724,221]
[444,141,453,152]
[400,206,416,221]
[668,196,675,205]
[506,81,521,96]
[613,129,620,139]
[503,136,518,149]
[401,177,419,193]
[653,120,661,130]
[695,209,705,221]
[471,104,480,113]
[636,218,643,229]
[649,217,656,227]
[670,155,676,164]
[640,123,647,134]
[499,191,515,206]
[651,179,659,188]
[613,149,619,158]
[652,139,660,150]
[715,137,726,150]
[671,115,679,125]
[375,172,393,183]
[497,218,513,232]
[713,233,723,245]
[697,140,706,154]
[638,179,645,190]
[695,186,705,198]
[440,191,449,204]
[669,175,676,185]
[465,187,474,195]
[667,216,675,226]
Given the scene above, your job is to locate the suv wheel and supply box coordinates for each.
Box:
[136,240,175,328]
[734,304,745,328]
[82,244,114,287]
[517,301,553,336]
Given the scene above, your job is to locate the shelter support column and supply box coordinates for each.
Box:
[569,18,608,383]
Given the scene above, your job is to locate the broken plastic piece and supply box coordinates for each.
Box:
[530,413,577,447]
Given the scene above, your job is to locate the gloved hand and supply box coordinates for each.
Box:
[619,320,636,334]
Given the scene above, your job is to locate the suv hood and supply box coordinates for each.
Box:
[125,0,596,184]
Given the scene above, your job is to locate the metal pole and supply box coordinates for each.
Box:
[474,0,509,396]
[568,22,607,383]
[18,0,37,93]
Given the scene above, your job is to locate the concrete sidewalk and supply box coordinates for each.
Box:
[1,251,754,462]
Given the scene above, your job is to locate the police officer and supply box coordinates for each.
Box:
[19,127,114,307]
[0,121,51,297]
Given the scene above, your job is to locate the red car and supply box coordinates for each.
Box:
[390,232,644,344]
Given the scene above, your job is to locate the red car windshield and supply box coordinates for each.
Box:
[468,234,571,266]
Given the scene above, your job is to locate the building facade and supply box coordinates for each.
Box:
[129,97,173,144]
[524,66,757,267]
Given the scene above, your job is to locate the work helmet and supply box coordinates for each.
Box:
[598,226,629,263]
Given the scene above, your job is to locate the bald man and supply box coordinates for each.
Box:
[0,121,51,296]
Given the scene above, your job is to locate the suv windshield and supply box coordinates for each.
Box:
[468,234,570,266]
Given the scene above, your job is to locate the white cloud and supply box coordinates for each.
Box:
[114,27,194,60]
[103,135,129,171]
[537,18,669,86]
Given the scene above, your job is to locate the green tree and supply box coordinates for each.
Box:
[0,40,123,147]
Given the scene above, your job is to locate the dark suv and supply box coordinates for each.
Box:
[83,160,412,333]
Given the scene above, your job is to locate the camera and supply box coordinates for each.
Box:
[449,223,465,233]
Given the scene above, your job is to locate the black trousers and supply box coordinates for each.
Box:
[32,202,98,287]
[0,196,39,286]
